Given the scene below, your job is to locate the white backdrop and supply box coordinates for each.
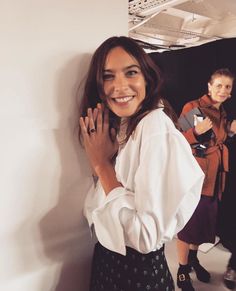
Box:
[0,1,127,290]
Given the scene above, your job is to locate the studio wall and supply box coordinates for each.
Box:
[0,1,127,291]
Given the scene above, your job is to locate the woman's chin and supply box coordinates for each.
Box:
[109,105,137,118]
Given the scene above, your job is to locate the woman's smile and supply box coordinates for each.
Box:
[113,96,134,103]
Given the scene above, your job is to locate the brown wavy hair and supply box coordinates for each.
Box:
[78,36,171,144]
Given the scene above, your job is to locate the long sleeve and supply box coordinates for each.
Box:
[84,110,204,255]
[179,102,199,145]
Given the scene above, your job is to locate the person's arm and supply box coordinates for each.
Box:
[80,103,121,194]
[94,162,121,194]
[180,103,213,144]
[227,119,236,137]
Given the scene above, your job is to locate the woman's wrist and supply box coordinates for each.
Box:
[94,162,122,195]
[193,126,200,136]
[94,161,113,177]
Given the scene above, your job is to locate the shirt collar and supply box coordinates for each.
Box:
[199,94,226,117]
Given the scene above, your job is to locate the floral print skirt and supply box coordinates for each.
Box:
[89,242,175,291]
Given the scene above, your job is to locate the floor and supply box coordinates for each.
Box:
[165,238,232,291]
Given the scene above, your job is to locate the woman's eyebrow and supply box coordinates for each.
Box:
[103,65,141,72]
[125,65,141,70]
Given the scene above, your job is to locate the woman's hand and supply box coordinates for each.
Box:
[229,120,236,135]
[194,116,213,135]
[79,103,118,175]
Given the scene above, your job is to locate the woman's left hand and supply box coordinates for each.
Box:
[79,103,118,175]
[229,119,236,134]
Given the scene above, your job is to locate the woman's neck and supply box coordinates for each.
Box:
[117,118,129,144]
[207,95,221,110]
[212,102,221,110]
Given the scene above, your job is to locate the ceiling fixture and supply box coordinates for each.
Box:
[129,0,236,52]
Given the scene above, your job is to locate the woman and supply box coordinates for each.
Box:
[177,68,236,291]
[79,36,204,291]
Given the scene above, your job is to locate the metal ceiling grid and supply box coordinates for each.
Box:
[129,0,173,15]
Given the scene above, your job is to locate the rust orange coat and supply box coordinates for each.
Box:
[180,94,229,199]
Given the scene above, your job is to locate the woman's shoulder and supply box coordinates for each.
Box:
[144,107,175,123]
[182,99,200,113]
[138,108,177,135]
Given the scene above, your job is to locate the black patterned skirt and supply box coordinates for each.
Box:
[89,242,175,291]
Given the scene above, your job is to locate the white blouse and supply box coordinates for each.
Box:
[84,108,204,255]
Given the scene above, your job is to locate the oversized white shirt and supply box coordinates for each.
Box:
[84,108,204,255]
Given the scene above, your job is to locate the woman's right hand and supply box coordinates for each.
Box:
[194,116,213,135]
[79,103,118,175]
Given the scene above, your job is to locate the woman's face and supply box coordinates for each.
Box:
[208,75,233,105]
[102,46,146,117]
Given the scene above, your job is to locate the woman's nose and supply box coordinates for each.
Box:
[113,75,128,91]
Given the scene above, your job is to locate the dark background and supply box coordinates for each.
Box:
[150,37,236,118]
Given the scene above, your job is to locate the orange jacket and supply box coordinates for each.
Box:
[180,94,229,199]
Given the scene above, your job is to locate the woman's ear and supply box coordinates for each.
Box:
[207,82,211,96]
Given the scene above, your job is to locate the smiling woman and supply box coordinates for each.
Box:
[103,47,146,117]
[79,36,165,143]
[208,71,234,106]
[78,36,204,291]
[103,47,146,118]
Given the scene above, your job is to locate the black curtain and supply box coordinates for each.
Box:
[150,37,236,117]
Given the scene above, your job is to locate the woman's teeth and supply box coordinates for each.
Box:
[115,96,133,103]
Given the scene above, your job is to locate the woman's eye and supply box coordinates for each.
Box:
[103,74,114,80]
[126,70,138,77]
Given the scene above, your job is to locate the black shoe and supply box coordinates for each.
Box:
[223,267,236,290]
[186,264,193,273]
[177,270,195,291]
[190,259,211,283]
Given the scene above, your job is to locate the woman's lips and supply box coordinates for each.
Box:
[111,96,134,104]
[114,96,134,103]
[218,95,228,99]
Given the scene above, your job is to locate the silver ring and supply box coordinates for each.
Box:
[89,128,96,133]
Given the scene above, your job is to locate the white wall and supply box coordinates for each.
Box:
[0,1,127,290]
